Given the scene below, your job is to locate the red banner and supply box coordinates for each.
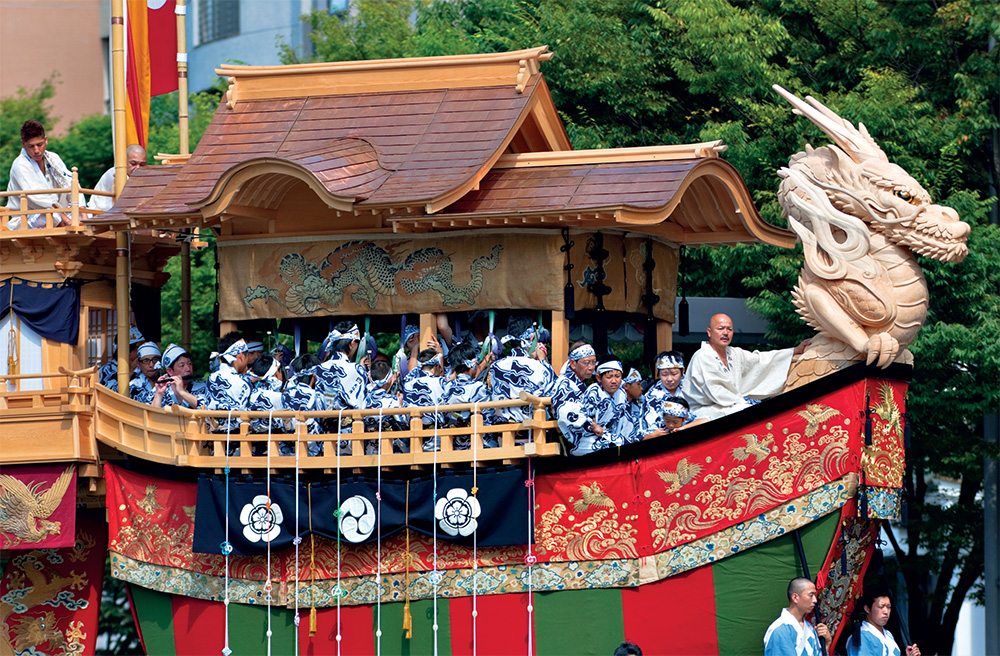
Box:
[0,464,77,550]
[126,0,178,148]
[0,517,107,655]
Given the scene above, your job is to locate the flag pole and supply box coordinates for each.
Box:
[112,0,132,395]
[176,0,192,353]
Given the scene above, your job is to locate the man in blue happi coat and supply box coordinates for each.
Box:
[544,341,596,417]
[442,340,496,449]
[488,314,554,424]
[763,577,830,656]
[402,348,449,450]
[206,336,253,435]
[314,322,368,439]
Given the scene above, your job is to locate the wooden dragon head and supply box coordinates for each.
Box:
[773,85,970,264]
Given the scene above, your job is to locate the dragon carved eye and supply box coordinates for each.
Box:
[892,189,914,203]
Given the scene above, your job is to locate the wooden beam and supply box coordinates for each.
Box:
[550,310,568,370]
[657,321,672,353]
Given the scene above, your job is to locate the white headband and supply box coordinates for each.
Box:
[656,354,685,370]
[569,344,595,360]
[596,360,623,374]
[623,368,641,384]
[371,370,393,387]
[137,342,161,360]
[245,340,264,353]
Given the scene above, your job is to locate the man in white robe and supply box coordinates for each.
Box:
[682,313,810,420]
[5,120,73,229]
[87,144,147,211]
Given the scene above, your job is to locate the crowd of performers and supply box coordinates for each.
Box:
[97,311,786,457]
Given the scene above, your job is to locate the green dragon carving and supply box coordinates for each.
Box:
[244,240,504,314]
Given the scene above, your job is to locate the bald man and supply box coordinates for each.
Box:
[87,144,147,211]
[764,577,830,655]
[681,313,810,420]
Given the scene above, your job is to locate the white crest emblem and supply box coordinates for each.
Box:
[338,495,376,543]
[239,495,283,543]
[434,487,481,537]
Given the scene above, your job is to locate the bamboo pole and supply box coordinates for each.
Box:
[177,0,192,352]
[112,0,131,395]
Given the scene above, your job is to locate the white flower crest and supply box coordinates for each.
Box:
[434,487,481,537]
[239,495,283,543]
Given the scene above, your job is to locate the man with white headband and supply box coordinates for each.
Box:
[99,325,144,392]
[363,359,408,455]
[282,354,326,456]
[441,340,496,449]
[130,342,167,406]
[402,348,449,450]
[159,343,205,409]
[544,341,597,416]
[206,336,253,435]
[683,313,810,420]
[557,356,638,455]
[244,339,265,367]
[314,321,368,446]
[248,353,287,438]
[488,314,554,425]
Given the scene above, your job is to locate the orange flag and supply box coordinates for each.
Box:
[126,0,178,148]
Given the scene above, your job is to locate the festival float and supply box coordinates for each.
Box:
[0,41,970,656]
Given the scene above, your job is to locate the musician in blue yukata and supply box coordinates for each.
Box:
[847,587,920,656]
[247,354,287,436]
[763,577,830,656]
[99,325,144,392]
[639,351,698,438]
[557,356,637,455]
[622,367,644,421]
[442,340,496,449]
[402,349,449,450]
[363,359,408,454]
[314,322,369,439]
[487,314,554,424]
[282,354,327,456]
[158,343,205,409]
[205,336,252,434]
[129,342,168,406]
[544,341,596,416]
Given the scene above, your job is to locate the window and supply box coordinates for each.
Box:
[198,0,240,44]
[87,308,117,368]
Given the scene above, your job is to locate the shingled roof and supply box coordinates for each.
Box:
[85,47,793,248]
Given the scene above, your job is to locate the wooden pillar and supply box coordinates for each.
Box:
[181,241,191,352]
[419,313,435,352]
[111,0,130,395]
[550,310,568,368]
[219,321,237,338]
[656,321,673,353]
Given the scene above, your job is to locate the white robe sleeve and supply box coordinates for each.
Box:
[87,167,116,210]
[682,342,793,421]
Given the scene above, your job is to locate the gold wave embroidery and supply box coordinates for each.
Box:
[535,503,638,560]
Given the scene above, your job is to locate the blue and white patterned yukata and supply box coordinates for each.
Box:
[314,352,367,433]
[442,373,497,449]
[558,383,637,455]
[281,379,326,456]
[401,367,449,450]
[488,349,554,424]
[363,386,409,455]
[206,361,252,433]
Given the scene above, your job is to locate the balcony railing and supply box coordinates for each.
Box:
[0,167,108,233]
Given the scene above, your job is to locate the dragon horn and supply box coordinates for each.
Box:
[772,84,888,164]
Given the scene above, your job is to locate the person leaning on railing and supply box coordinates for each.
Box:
[5,120,73,229]
[86,144,147,211]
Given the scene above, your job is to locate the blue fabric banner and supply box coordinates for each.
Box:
[0,278,80,345]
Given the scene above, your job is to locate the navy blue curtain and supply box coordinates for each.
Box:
[0,279,80,345]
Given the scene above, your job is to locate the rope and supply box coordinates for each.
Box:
[222,409,234,656]
[526,458,536,656]
[433,403,440,656]
[376,406,383,656]
[403,481,412,639]
[293,412,301,656]
[266,409,274,656]
[336,408,344,653]
[472,401,479,656]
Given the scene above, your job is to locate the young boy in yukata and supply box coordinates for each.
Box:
[248,354,287,437]
[363,360,408,455]
[442,341,497,449]
[282,354,327,457]
[640,351,703,438]
[401,349,449,451]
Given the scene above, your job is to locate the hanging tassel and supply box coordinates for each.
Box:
[402,482,413,639]
[309,606,317,635]
[308,483,317,637]
[859,485,869,518]
[864,394,873,446]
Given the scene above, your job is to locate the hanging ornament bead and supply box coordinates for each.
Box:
[527,604,534,613]
[222,648,232,656]
[220,541,233,555]
[293,536,302,546]
[336,635,342,642]
[333,508,344,518]
[524,479,534,488]
[524,554,537,566]
[376,630,382,638]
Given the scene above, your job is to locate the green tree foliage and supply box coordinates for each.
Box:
[294,0,998,650]
[159,234,218,370]
[49,114,114,190]
[0,78,56,190]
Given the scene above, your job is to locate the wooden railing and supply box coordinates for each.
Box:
[91,382,562,470]
[0,167,107,232]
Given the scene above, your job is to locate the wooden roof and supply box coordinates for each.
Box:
[85,47,793,248]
